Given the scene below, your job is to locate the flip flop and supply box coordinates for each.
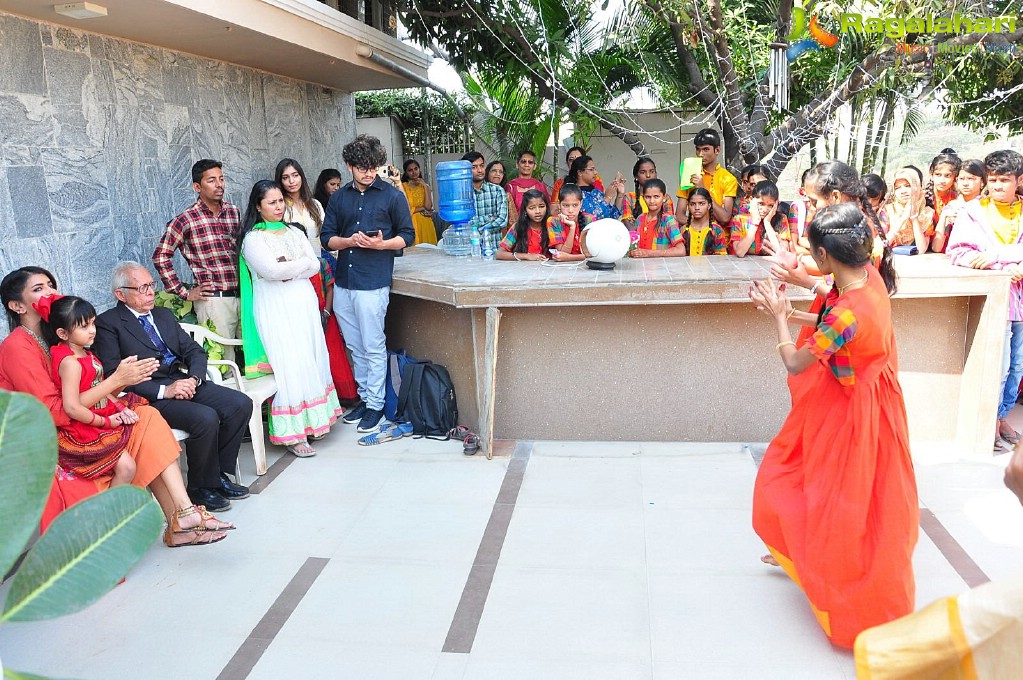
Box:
[358,421,413,446]
[286,443,317,457]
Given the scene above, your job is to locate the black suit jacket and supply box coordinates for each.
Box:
[93,303,209,402]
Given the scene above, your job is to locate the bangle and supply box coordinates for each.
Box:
[776,341,796,353]
[513,253,521,261]
[786,308,796,320]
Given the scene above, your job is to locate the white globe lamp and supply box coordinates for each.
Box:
[581,218,630,270]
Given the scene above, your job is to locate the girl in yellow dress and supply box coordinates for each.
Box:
[401,159,437,245]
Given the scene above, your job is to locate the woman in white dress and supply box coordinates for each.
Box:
[275,158,325,255]
[238,180,342,457]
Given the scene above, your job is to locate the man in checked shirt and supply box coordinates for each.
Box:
[153,159,241,360]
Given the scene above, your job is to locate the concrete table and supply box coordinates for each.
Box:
[386,248,1009,459]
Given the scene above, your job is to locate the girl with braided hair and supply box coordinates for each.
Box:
[749,202,916,649]
[925,152,962,234]
[621,157,674,228]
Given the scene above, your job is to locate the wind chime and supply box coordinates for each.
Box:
[768,41,789,112]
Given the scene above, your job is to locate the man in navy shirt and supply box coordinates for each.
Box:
[321,134,415,433]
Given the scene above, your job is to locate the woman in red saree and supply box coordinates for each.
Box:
[0,266,231,546]
[749,203,918,648]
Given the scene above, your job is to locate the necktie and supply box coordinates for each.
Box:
[139,314,177,366]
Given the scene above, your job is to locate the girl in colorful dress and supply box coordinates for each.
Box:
[932,158,986,254]
[681,188,727,256]
[565,155,623,221]
[239,180,343,458]
[401,159,438,245]
[275,158,325,256]
[787,169,815,255]
[732,180,793,257]
[621,157,674,228]
[749,201,917,649]
[548,183,592,258]
[43,295,143,486]
[925,152,962,234]
[496,190,562,261]
[880,168,934,250]
[629,179,686,258]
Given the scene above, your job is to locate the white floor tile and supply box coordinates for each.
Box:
[499,505,646,570]
[269,559,469,652]
[516,456,643,508]
[471,566,651,662]
[250,643,441,680]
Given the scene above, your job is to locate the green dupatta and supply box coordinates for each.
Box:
[239,220,288,378]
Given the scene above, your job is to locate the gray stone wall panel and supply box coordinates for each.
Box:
[0,12,356,315]
[0,15,46,96]
[8,165,54,238]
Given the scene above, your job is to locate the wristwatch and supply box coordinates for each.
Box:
[189,374,204,386]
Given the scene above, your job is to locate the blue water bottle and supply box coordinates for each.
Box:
[436,160,476,257]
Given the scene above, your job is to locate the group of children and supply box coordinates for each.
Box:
[486,128,1019,273]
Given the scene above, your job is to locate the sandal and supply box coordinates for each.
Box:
[164,526,228,548]
[171,505,235,533]
[1001,429,1021,445]
[358,421,413,446]
[286,442,316,458]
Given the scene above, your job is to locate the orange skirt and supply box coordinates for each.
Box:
[41,405,180,532]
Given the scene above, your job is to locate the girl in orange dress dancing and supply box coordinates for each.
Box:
[749,202,918,649]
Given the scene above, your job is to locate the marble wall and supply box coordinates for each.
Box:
[0,12,356,314]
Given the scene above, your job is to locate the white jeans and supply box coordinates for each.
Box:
[333,286,389,411]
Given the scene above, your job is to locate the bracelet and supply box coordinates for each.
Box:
[786,308,796,320]
[513,253,521,261]
[776,341,796,353]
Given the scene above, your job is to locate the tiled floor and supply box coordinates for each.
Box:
[3,423,1023,679]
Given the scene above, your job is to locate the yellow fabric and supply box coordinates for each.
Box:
[854,575,1023,679]
[982,197,1022,246]
[402,181,438,245]
[677,164,738,207]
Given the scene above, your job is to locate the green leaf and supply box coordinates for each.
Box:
[0,391,57,579]
[1,486,163,623]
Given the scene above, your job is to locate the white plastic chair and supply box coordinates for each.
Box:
[180,323,277,476]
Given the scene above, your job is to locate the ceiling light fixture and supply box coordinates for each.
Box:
[54,2,108,19]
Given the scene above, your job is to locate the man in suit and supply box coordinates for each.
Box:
[93,261,252,512]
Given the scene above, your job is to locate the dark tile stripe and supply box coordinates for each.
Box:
[442,440,533,654]
[246,451,297,495]
[217,557,330,680]
[919,508,991,588]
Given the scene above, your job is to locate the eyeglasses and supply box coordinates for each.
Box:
[120,283,156,294]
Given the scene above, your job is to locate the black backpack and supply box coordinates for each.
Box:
[396,361,458,439]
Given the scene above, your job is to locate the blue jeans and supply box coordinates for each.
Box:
[999,321,1023,419]
[333,286,390,411]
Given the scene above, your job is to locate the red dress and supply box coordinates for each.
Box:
[753,267,919,648]
[50,344,144,479]
[312,255,358,401]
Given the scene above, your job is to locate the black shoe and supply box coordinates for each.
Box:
[218,473,250,500]
[357,408,385,433]
[188,487,231,512]
[342,402,366,425]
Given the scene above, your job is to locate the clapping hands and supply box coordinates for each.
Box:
[749,279,789,318]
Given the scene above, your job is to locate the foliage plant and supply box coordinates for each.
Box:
[0,391,163,679]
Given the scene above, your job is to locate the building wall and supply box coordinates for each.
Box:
[0,11,356,311]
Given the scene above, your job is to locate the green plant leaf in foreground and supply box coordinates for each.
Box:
[1,486,163,623]
[0,391,57,580]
